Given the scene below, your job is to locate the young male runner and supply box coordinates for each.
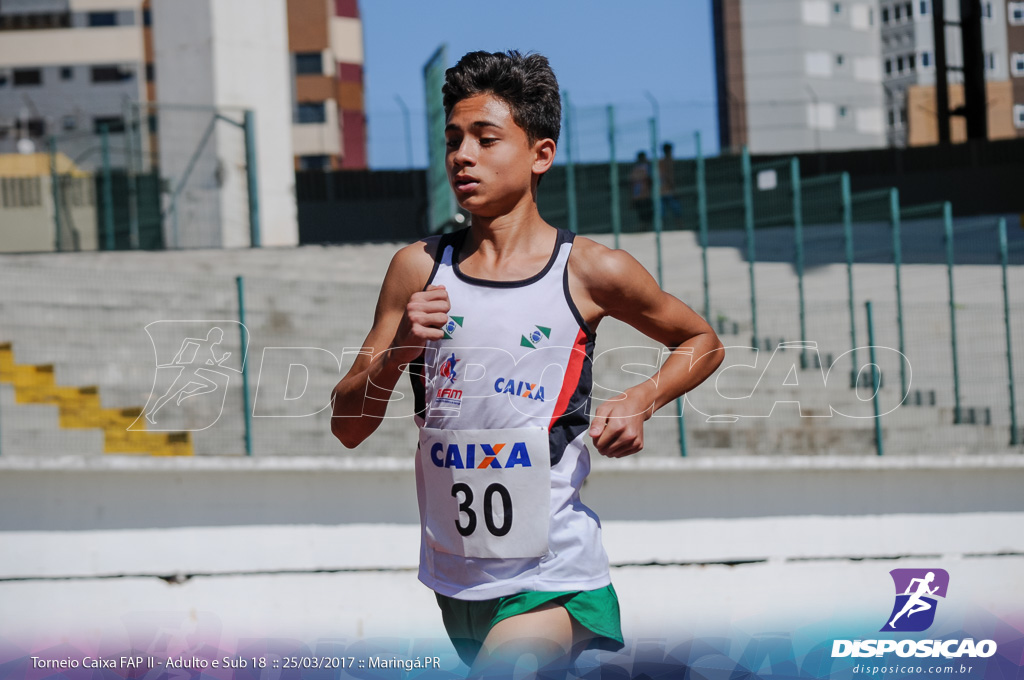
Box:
[331,51,724,676]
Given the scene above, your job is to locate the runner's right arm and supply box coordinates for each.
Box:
[330,239,447,448]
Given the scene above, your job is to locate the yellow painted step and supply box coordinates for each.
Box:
[0,341,193,456]
[0,343,13,381]
[105,431,192,456]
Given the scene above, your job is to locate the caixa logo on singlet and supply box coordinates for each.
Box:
[430,441,533,469]
[493,377,546,402]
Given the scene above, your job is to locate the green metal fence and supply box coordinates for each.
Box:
[2,93,1022,458]
[6,103,260,253]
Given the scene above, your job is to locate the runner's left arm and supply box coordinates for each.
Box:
[581,244,724,458]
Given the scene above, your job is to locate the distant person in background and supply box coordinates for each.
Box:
[659,142,683,226]
[630,151,653,225]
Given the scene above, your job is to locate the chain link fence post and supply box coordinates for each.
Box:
[741,146,757,347]
[998,218,1019,446]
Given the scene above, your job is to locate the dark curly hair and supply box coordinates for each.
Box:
[442,50,561,145]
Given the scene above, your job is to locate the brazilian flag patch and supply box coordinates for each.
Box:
[521,325,552,348]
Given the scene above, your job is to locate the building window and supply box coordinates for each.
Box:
[143,9,151,26]
[885,59,893,75]
[93,116,125,134]
[1012,53,1024,76]
[296,102,326,124]
[839,105,848,117]
[60,66,73,81]
[897,56,905,73]
[919,0,929,14]
[146,64,155,82]
[299,155,330,170]
[836,54,845,66]
[25,119,46,137]
[1011,2,1024,25]
[888,109,896,126]
[0,12,71,30]
[87,12,117,26]
[1014,105,1024,128]
[0,72,7,87]
[982,1,992,18]
[921,51,932,67]
[882,6,890,23]
[905,2,912,19]
[908,54,916,71]
[895,4,902,20]
[91,65,133,83]
[13,68,42,86]
[62,115,77,131]
[900,108,907,125]
[833,2,842,13]
[987,52,996,71]
[295,52,323,75]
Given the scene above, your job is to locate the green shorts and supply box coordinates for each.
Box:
[434,583,624,666]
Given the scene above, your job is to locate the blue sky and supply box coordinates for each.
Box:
[359,1,719,169]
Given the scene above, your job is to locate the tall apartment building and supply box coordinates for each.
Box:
[0,0,367,168]
[1005,1,1024,132]
[0,0,149,154]
[713,0,887,154]
[288,0,366,169]
[713,0,1021,152]
[884,0,1016,145]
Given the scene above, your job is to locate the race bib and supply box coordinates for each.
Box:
[418,426,551,559]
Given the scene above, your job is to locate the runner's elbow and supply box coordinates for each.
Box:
[331,419,367,449]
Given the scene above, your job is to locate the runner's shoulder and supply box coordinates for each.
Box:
[385,234,445,293]
[567,234,640,294]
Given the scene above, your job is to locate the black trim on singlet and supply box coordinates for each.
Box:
[560,231,597,342]
[450,227,565,288]
[410,352,428,420]
[412,232,460,413]
[548,333,595,467]
[422,231,459,291]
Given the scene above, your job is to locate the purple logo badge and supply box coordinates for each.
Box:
[881,568,949,632]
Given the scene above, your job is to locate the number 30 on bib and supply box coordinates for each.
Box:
[418,427,552,559]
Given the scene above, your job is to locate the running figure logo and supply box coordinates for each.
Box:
[134,321,247,431]
[438,352,460,385]
[881,568,949,632]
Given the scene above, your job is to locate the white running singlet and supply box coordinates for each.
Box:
[410,226,611,600]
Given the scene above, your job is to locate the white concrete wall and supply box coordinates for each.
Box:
[151,0,298,248]
[1,455,1020,531]
[150,0,221,249]
[742,0,887,153]
[209,0,298,247]
[1,455,1021,667]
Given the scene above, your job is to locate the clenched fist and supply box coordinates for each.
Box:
[388,284,451,366]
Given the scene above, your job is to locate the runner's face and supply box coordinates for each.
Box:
[445,94,541,217]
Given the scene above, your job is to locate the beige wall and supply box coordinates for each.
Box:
[329,16,363,64]
[0,177,97,253]
[0,27,143,67]
[908,81,1018,146]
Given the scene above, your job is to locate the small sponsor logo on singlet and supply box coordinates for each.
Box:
[435,352,462,406]
[429,441,533,469]
[442,316,464,340]
[520,324,552,348]
[494,377,545,402]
